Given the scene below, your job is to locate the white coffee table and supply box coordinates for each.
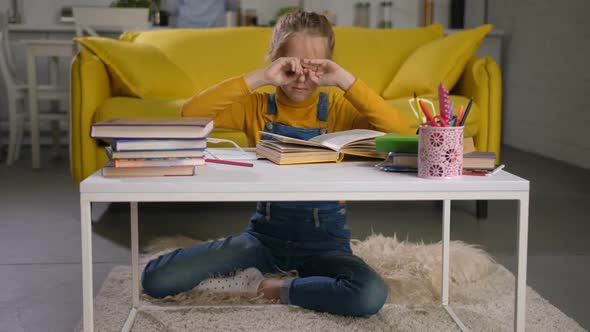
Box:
[79,160,530,332]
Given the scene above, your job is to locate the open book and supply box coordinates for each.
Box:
[256,129,387,165]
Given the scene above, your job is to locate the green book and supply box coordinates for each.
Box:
[375,133,419,153]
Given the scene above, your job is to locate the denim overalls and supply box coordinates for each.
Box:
[142,93,388,316]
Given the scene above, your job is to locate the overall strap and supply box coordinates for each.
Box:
[266,94,277,115]
[316,92,328,121]
[267,93,327,118]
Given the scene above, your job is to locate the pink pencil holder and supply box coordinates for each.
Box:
[418,126,464,179]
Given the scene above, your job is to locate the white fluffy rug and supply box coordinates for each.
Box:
[77,235,585,332]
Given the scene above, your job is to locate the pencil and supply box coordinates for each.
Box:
[459,97,474,126]
[205,158,254,167]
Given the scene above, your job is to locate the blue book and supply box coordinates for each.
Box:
[110,138,207,152]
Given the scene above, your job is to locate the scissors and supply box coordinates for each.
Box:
[407,97,437,124]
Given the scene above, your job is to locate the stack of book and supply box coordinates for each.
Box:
[376,149,499,175]
[375,137,504,175]
[90,117,213,177]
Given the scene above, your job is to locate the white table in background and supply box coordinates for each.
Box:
[23,39,74,169]
[79,161,530,332]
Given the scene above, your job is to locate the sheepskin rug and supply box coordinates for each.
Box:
[142,233,497,306]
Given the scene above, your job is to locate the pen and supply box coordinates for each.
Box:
[486,164,505,176]
[459,97,474,126]
[205,158,254,167]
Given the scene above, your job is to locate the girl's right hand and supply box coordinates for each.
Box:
[245,57,303,90]
[264,57,304,86]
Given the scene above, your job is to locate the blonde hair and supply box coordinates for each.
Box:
[268,11,335,61]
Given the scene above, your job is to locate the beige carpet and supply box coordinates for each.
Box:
[77,235,586,331]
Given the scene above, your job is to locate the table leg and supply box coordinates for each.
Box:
[80,197,94,332]
[441,199,469,331]
[515,196,529,332]
[131,202,139,308]
[122,202,140,332]
[26,52,40,169]
[442,199,450,305]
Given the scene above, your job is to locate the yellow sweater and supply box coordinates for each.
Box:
[182,76,412,145]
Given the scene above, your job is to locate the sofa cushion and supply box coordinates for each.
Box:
[121,28,273,93]
[382,24,493,99]
[332,24,443,94]
[386,95,479,137]
[75,37,195,99]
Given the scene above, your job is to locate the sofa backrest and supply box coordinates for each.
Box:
[120,24,443,97]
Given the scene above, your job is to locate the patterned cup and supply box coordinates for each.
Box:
[418,126,464,179]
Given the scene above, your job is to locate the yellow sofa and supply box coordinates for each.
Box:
[70,25,501,182]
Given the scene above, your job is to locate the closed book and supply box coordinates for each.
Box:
[375,133,419,153]
[376,134,475,154]
[101,162,195,178]
[91,117,213,139]
[106,146,204,160]
[377,150,496,170]
[113,157,205,168]
[463,152,496,170]
[111,139,207,151]
[256,129,386,165]
[382,152,418,168]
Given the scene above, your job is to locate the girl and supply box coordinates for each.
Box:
[142,11,412,317]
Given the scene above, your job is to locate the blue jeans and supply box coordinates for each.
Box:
[142,202,388,316]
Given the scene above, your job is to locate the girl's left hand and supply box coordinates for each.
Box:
[301,59,356,91]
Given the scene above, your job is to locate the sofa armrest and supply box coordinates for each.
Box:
[70,48,112,183]
[454,56,502,162]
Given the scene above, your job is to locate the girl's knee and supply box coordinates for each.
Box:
[141,262,171,298]
[349,275,388,316]
[141,254,185,298]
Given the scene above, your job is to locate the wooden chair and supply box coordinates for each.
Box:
[0,11,68,165]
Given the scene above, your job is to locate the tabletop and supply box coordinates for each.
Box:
[80,160,529,197]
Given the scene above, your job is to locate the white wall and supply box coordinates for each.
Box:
[488,0,590,169]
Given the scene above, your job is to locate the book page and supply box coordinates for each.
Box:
[309,129,385,151]
[258,132,326,149]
